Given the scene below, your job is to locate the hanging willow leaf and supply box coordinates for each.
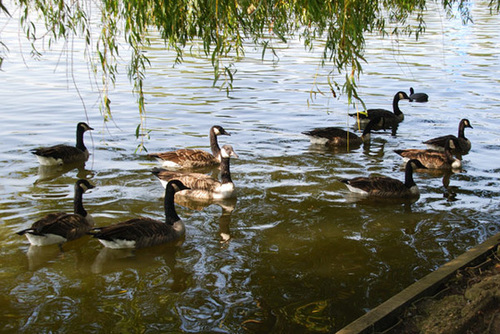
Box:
[8,0,499,147]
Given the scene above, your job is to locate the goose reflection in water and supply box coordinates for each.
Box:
[174,196,237,244]
[24,236,90,271]
[400,164,460,202]
[25,244,62,271]
[362,136,387,158]
[91,241,181,273]
[36,162,92,184]
[91,244,191,292]
[353,122,400,137]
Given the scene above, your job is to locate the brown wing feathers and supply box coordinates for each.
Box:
[149,149,217,167]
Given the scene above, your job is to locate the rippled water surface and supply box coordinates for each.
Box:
[1,3,499,333]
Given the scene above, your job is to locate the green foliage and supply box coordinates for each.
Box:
[5,0,500,148]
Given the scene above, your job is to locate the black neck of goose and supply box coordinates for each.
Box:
[220,157,232,184]
[443,141,455,160]
[73,186,87,217]
[444,145,455,161]
[458,122,466,139]
[362,124,372,137]
[404,163,417,188]
[392,94,403,116]
[164,184,181,225]
[76,125,87,151]
[363,118,380,136]
[209,128,221,158]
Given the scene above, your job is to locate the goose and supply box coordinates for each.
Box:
[31,122,93,166]
[394,139,462,170]
[148,125,231,168]
[152,144,238,200]
[16,179,95,246]
[349,91,410,131]
[423,119,473,155]
[409,87,429,102]
[302,117,384,147]
[340,159,427,199]
[88,180,189,249]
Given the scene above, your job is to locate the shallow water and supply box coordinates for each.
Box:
[1,2,499,333]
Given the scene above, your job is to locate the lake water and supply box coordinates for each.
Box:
[1,2,499,333]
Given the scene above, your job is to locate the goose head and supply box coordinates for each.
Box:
[76,179,95,192]
[77,122,94,132]
[212,125,231,137]
[361,116,385,142]
[405,159,426,190]
[408,159,427,171]
[168,179,190,193]
[461,119,473,129]
[396,91,411,101]
[220,145,239,159]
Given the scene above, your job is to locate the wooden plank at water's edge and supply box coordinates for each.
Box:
[336,232,500,334]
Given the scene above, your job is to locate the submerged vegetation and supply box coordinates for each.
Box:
[1,0,499,147]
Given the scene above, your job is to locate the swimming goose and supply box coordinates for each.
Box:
[395,139,462,170]
[148,125,231,168]
[152,145,238,200]
[423,119,473,155]
[302,117,384,147]
[88,180,189,249]
[31,122,93,166]
[349,91,410,131]
[17,179,95,246]
[340,159,427,199]
[409,87,429,102]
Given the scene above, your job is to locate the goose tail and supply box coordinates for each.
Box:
[87,227,103,236]
[16,228,32,236]
[151,167,163,176]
